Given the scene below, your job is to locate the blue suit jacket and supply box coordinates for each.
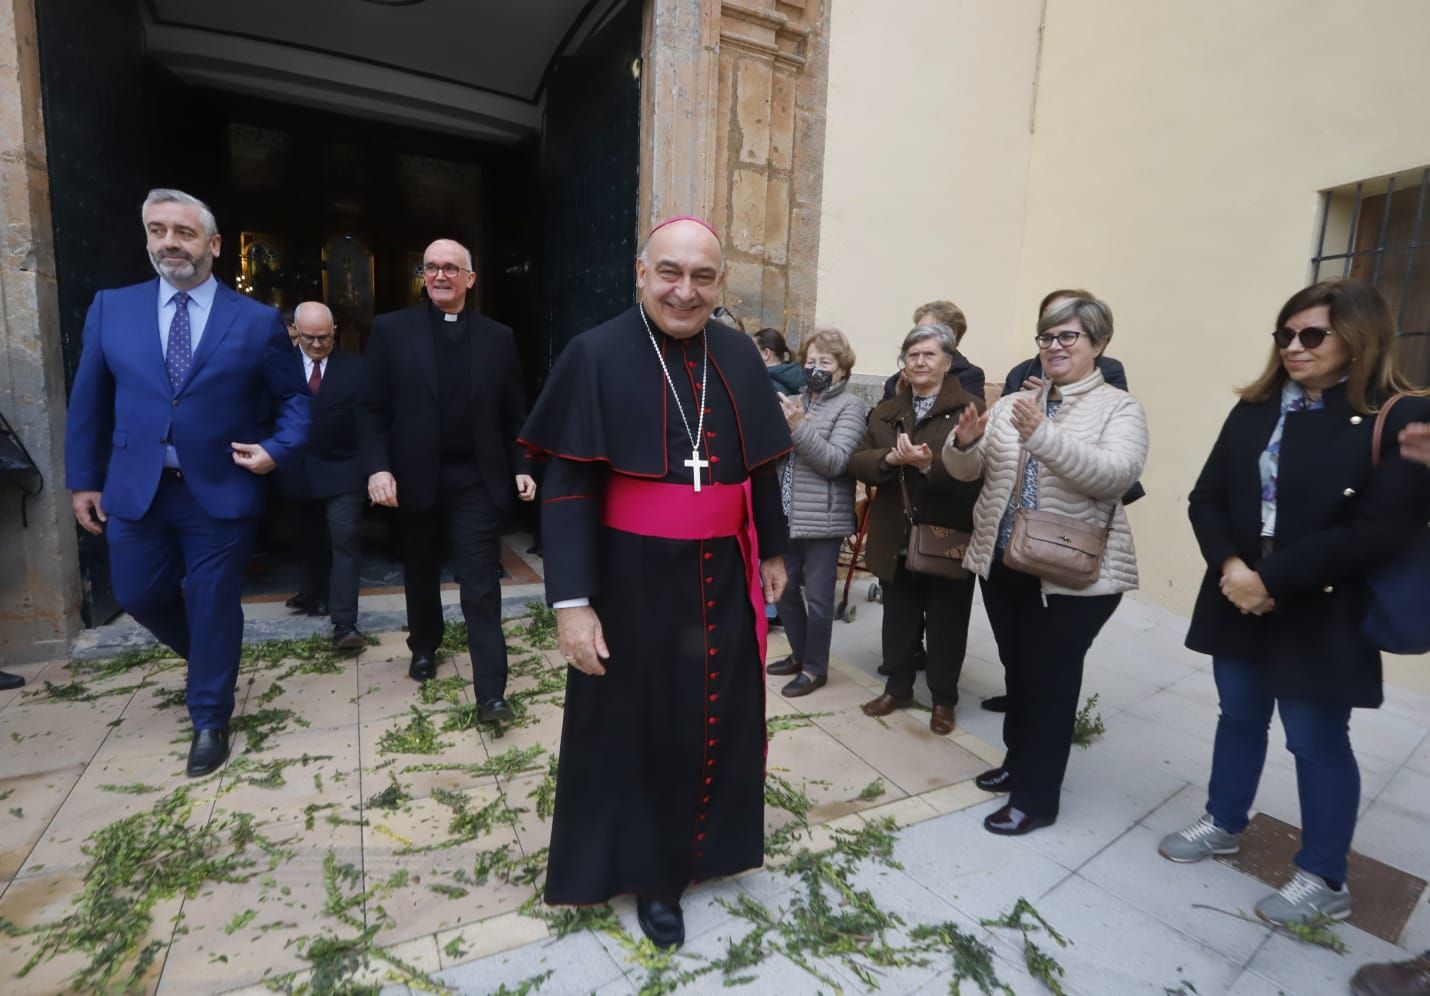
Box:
[65,278,310,520]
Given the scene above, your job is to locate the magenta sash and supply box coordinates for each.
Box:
[602,475,770,663]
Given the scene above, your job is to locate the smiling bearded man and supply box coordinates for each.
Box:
[519,217,792,949]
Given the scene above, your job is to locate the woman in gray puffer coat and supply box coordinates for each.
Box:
[766,328,868,697]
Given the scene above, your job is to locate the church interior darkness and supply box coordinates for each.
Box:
[37,0,642,622]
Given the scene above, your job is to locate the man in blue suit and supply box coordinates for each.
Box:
[65,188,310,776]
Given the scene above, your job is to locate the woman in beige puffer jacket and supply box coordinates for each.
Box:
[942,295,1148,837]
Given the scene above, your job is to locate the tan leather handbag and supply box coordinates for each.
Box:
[1001,446,1114,589]
[898,466,970,580]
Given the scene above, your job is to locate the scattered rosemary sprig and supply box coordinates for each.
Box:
[378,707,446,755]
[99,783,163,795]
[1071,693,1106,748]
[858,777,887,801]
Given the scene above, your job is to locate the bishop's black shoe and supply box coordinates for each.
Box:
[0,670,26,690]
[637,896,685,949]
[285,593,313,612]
[409,654,437,682]
[186,728,231,778]
[981,694,1009,713]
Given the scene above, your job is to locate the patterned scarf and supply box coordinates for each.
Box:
[1258,380,1325,537]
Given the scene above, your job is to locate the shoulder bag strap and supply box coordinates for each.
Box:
[898,464,917,525]
[1371,393,1406,469]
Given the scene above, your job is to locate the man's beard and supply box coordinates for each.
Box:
[149,249,209,283]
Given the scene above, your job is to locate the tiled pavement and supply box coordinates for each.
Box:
[2,579,1427,995]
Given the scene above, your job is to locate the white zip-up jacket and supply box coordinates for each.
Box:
[942,369,1148,596]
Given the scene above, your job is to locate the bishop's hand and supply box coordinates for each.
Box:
[557,605,610,676]
[761,556,787,604]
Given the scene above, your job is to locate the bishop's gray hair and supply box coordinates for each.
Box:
[142,188,218,237]
[900,323,958,364]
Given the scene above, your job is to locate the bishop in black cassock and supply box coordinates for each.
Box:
[519,218,791,948]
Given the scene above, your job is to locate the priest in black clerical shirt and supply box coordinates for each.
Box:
[359,238,536,719]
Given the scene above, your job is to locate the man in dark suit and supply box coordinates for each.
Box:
[361,238,535,720]
[65,188,309,776]
[277,302,367,650]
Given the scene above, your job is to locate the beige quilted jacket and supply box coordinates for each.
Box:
[942,370,1149,596]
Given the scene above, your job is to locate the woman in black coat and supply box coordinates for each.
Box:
[1159,279,1429,928]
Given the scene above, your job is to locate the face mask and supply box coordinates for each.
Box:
[804,367,833,392]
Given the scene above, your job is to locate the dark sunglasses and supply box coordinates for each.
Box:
[1272,325,1336,349]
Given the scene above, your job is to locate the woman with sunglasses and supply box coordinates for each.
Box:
[943,294,1148,835]
[1159,279,1429,927]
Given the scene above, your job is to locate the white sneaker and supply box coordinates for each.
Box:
[1158,814,1241,863]
[1255,869,1351,926]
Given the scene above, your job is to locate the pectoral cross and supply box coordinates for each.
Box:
[684,448,710,492]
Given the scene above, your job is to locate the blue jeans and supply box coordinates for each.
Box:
[1206,655,1360,883]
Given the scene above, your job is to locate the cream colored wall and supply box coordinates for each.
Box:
[1015,0,1430,615]
[815,0,1043,380]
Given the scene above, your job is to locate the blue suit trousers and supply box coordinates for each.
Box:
[106,474,257,730]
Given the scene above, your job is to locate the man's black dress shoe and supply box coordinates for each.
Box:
[781,673,826,697]
[332,625,365,651]
[186,728,230,778]
[285,594,312,612]
[477,697,515,724]
[637,896,685,949]
[981,694,1009,713]
[308,600,329,618]
[0,670,26,690]
[975,766,1013,793]
[766,655,800,676]
[409,654,437,682]
[983,802,1054,836]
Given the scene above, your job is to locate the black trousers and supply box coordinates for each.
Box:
[980,560,1121,819]
[296,491,365,628]
[400,461,507,702]
[880,561,975,708]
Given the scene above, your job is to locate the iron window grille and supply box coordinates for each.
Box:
[1311,166,1430,387]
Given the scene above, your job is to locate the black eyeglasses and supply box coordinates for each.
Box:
[298,334,334,345]
[422,262,469,278]
[1034,330,1088,349]
[1272,326,1336,349]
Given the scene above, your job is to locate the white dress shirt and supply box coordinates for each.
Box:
[301,354,328,384]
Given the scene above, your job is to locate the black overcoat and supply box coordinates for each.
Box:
[1185,385,1430,707]
[359,304,527,512]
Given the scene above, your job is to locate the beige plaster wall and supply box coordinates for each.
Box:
[815,0,1043,381]
[1015,0,1430,616]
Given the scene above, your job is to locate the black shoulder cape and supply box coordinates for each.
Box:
[518,305,791,476]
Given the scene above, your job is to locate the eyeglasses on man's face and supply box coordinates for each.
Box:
[1034,330,1089,349]
[422,262,469,278]
[299,333,335,346]
[1272,325,1336,350]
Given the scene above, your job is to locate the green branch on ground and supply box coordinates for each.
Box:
[520,601,559,650]
[417,675,468,706]
[401,744,545,780]
[1191,904,1348,954]
[99,783,163,795]
[909,922,1012,995]
[528,754,559,820]
[981,898,1071,994]
[0,787,286,993]
[365,773,410,812]
[858,778,887,801]
[491,970,553,995]
[230,707,310,753]
[766,711,834,737]
[225,753,334,790]
[378,707,446,755]
[1071,693,1106,748]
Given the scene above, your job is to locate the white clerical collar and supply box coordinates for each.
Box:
[444,312,460,322]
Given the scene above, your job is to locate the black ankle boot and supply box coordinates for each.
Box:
[637,895,685,949]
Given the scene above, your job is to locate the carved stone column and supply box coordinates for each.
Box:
[0,0,83,663]
[641,0,830,341]
[713,0,829,340]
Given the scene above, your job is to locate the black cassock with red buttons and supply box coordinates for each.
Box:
[519,305,791,904]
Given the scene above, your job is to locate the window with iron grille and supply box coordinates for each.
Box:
[1312,166,1430,387]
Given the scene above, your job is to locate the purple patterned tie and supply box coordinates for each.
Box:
[166,290,192,390]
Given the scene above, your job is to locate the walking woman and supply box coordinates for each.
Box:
[944,295,1148,835]
[849,323,983,735]
[766,328,867,696]
[1159,279,1430,927]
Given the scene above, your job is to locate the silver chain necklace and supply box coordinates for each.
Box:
[638,302,710,491]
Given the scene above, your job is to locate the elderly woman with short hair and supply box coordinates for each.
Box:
[849,324,984,734]
[766,328,867,696]
[944,296,1148,836]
